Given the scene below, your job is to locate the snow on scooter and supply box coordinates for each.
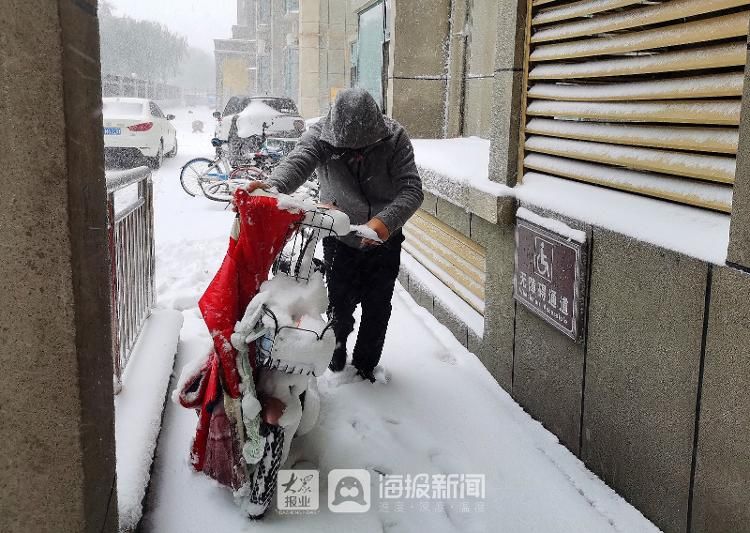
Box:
[175,186,357,518]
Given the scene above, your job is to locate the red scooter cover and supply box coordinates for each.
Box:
[179,190,303,480]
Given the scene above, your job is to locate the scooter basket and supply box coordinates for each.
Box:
[255,306,334,377]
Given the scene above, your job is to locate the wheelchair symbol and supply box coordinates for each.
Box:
[534,237,553,281]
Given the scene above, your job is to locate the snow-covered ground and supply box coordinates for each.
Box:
[138,107,660,532]
[116,309,183,531]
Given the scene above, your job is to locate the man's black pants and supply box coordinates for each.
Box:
[323,232,404,372]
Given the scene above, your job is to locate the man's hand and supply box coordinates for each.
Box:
[244,180,270,193]
[231,180,270,212]
[362,217,390,246]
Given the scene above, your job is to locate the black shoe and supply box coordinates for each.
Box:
[355,367,376,383]
[328,345,347,372]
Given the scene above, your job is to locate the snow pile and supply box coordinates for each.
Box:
[305,116,323,128]
[237,100,282,138]
[116,309,183,532]
[235,274,330,354]
[411,136,731,264]
[232,271,333,463]
[413,137,490,184]
[350,224,382,243]
[412,137,513,199]
[517,173,730,264]
[517,207,587,243]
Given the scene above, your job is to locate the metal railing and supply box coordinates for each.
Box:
[102,73,182,101]
[106,166,155,386]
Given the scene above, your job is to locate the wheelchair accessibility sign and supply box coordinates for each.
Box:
[514,216,589,342]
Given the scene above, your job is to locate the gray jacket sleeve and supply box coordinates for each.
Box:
[265,129,325,194]
[375,129,424,234]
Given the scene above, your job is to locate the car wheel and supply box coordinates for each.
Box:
[166,137,178,158]
[148,140,164,169]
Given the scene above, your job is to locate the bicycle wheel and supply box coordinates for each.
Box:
[180,157,227,197]
[201,177,253,202]
[231,166,266,180]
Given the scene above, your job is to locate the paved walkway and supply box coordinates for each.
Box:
[138,107,660,533]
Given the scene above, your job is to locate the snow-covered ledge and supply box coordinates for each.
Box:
[412,137,514,224]
[411,137,731,265]
[517,173,731,265]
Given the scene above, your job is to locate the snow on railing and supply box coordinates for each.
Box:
[106,166,155,390]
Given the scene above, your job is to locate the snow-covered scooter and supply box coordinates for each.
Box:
[231,190,351,517]
[177,188,351,519]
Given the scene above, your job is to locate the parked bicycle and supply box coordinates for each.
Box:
[180,124,284,203]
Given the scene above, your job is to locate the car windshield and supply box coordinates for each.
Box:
[103,101,144,117]
[257,98,298,115]
[222,97,248,117]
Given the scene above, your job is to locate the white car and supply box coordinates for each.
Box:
[102,97,178,169]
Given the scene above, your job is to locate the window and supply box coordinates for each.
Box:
[285,0,299,14]
[521,1,744,213]
[349,41,358,87]
[283,47,299,100]
[258,0,271,24]
[223,96,246,117]
[384,0,392,40]
[356,1,386,108]
[102,100,143,117]
[258,55,271,95]
[149,101,164,118]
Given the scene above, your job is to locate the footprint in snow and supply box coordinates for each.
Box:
[435,349,457,365]
[322,366,360,388]
[349,417,373,437]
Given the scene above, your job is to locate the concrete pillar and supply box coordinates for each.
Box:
[728,44,750,270]
[299,0,323,118]
[488,0,528,186]
[0,1,117,532]
[461,0,501,138]
[389,0,451,138]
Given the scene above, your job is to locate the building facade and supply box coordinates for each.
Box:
[306,1,750,532]
[215,0,300,111]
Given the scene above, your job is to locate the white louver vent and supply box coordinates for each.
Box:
[522,0,750,212]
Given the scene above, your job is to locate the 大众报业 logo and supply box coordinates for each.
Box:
[277,469,319,513]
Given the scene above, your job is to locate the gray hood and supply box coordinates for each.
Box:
[319,88,389,149]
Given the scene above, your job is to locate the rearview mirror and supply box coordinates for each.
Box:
[213,111,222,119]
[166,114,175,120]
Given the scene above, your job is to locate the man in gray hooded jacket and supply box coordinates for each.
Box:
[248,88,423,382]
